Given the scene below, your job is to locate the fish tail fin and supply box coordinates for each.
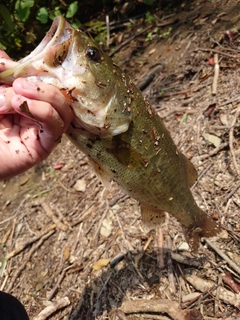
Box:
[185,210,220,252]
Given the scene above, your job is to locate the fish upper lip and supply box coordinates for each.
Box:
[0,16,73,80]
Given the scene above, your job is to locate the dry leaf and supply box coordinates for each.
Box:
[203,103,216,117]
[203,133,221,148]
[63,247,70,261]
[73,179,86,192]
[93,258,110,271]
[100,218,113,237]
[149,48,156,55]
[53,162,65,170]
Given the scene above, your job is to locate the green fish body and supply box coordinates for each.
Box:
[0,16,220,250]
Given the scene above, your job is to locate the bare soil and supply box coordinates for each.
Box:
[1,1,240,319]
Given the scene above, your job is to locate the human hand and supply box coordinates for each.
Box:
[0,50,74,180]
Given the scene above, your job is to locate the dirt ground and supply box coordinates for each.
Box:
[1,0,240,319]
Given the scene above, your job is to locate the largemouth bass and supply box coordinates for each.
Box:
[0,16,220,250]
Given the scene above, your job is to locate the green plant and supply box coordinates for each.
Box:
[159,27,172,38]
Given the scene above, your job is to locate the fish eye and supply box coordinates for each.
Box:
[86,47,101,62]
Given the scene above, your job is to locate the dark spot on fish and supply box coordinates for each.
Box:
[86,143,93,149]
[40,129,44,133]
[87,109,95,116]
[86,47,101,62]
[104,122,111,130]
[95,81,107,88]
[111,169,117,174]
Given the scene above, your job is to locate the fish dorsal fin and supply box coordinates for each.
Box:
[140,204,165,228]
[89,159,112,189]
[180,152,198,188]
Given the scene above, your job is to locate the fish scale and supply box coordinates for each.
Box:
[0,16,220,251]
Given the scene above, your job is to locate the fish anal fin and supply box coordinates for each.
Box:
[89,159,112,189]
[141,204,165,228]
[180,152,198,188]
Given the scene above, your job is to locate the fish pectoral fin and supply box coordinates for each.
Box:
[89,159,112,189]
[140,204,166,228]
[107,136,144,168]
[180,152,198,188]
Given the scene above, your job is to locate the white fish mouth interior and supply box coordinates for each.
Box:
[0,16,70,79]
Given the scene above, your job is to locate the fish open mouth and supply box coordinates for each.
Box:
[0,16,72,80]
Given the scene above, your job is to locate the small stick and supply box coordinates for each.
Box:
[33,297,70,320]
[70,204,95,227]
[143,233,153,251]
[121,299,202,320]
[41,202,68,232]
[197,47,239,59]
[229,106,240,175]
[205,239,240,275]
[212,54,219,95]
[199,142,229,160]
[7,229,55,292]
[106,15,110,48]
[222,181,240,205]
[47,269,66,300]
[156,227,164,269]
[171,252,202,267]
[192,163,212,189]
[166,235,176,293]
[184,271,240,309]
[6,224,56,260]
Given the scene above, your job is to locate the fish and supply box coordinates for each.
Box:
[0,16,220,250]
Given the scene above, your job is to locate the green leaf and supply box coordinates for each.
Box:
[0,4,15,32]
[36,7,49,24]
[15,0,34,22]
[66,1,78,19]
[70,18,81,29]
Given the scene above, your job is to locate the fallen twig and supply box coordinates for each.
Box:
[199,142,229,160]
[184,270,240,309]
[229,106,240,175]
[205,239,240,275]
[222,181,240,205]
[166,235,176,293]
[41,202,68,232]
[33,297,70,320]
[212,54,219,95]
[157,227,164,269]
[6,224,56,260]
[197,47,239,59]
[6,228,55,292]
[171,252,202,267]
[121,299,202,320]
[47,269,66,300]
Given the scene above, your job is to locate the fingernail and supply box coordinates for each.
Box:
[20,79,38,90]
[0,94,5,108]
